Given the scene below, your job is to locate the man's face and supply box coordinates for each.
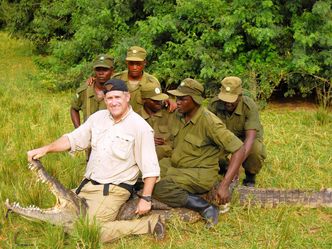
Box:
[223,96,240,113]
[126,60,145,78]
[94,67,113,84]
[104,91,130,120]
[143,98,163,113]
[176,95,197,114]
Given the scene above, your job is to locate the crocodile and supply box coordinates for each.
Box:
[5,160,332,229]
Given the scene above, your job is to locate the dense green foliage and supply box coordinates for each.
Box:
[1,0,331,105]
[0,32,331,248]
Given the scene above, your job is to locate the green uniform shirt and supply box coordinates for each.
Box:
[162,106,243,190]
[71,83,106,122]
[171,106,243,169]
[208,96,264,141]
[112,71,161,112]
[137,107,174,159]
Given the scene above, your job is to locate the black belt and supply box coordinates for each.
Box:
[75,178,134,196]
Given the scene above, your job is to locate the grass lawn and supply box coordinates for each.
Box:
[0,32,331,249]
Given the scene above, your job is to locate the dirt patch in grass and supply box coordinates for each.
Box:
[267,96,318,110]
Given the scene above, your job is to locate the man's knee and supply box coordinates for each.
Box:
[153,179,188,207]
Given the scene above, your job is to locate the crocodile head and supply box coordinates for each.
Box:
[5,159,88,228]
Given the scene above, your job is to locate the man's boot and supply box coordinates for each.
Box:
[153,216,165,240]
[185,194,219,228]
[242,170,256,187]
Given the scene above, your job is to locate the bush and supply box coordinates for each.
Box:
[1,0,331,104]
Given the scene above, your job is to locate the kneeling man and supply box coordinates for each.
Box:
[28,79,164,242]
[153,78,245,227]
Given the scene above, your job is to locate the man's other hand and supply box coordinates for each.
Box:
[86,76,96,86]
[164,99,177,112]
[154,137,165,145]
[135,198,152,215]
[216,185,230,205]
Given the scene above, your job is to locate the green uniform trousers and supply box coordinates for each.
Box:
[153,158,219,207]
[219,139,266,175]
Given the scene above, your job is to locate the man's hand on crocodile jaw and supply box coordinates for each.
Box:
[27,147,48,162]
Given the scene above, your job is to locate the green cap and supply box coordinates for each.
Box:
[167,78,204,104]
[141,84,169,101]
[126,46,147,61]
[93,54,114,69]
[218,76,242,103]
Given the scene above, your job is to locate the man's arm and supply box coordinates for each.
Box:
[216,145,245,205]
[243,129,256,159]
[27,136,71,162]
[135,176,158,215]
[70,107,81,128]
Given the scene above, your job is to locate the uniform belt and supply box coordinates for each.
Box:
[75,178,134,196]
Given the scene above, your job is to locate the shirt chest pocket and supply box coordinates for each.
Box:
[183,133,209,156]
[111,134,135,160]
[157,125,170,139]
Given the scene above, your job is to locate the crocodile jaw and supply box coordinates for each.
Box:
[5,160,87,227]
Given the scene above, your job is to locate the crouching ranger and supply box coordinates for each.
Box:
[152,78,245,227]
[208,76,267,187]
[27,79,165,242]
[137,84,174,160]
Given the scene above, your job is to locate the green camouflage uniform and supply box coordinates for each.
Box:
[112,71,161,112]
[208,95,266,174]
[153,106,243,207]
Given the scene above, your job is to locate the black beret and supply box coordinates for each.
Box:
[103,79,128,93]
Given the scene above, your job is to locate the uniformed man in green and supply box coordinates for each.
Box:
[112,46,161,112]
[70,54,114,128]
[152,78,245,227]
[208,76,266,187]
[137,84,174,160]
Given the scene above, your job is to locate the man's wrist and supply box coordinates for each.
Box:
[140,195,152,202]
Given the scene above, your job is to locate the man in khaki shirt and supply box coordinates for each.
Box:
[137,84,174,160]
[208,76,266,187]
[152,78,245,227]
[28,79,164,242]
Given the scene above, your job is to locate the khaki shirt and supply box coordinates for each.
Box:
[71,83,106,122]
[65,108,160,185]
[112,71,161,112]
[137,107,174,159]
[171,106,243,168]
[208,96,263,141]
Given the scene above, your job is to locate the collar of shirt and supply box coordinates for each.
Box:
[217,98,244,116]
[121,70,147,86]
[179,105,204,125]
[108,106,133,123]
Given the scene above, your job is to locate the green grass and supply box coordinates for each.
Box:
[0,31,331,248]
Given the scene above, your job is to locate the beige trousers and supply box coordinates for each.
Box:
[78,182,159,242]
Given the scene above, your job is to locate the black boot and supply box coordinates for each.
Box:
[242,171,256,187]
[185,194,219,228]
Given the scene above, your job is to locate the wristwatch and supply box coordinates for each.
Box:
[140,195,152,202]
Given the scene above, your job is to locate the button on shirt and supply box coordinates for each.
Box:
[65,108,160,185]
